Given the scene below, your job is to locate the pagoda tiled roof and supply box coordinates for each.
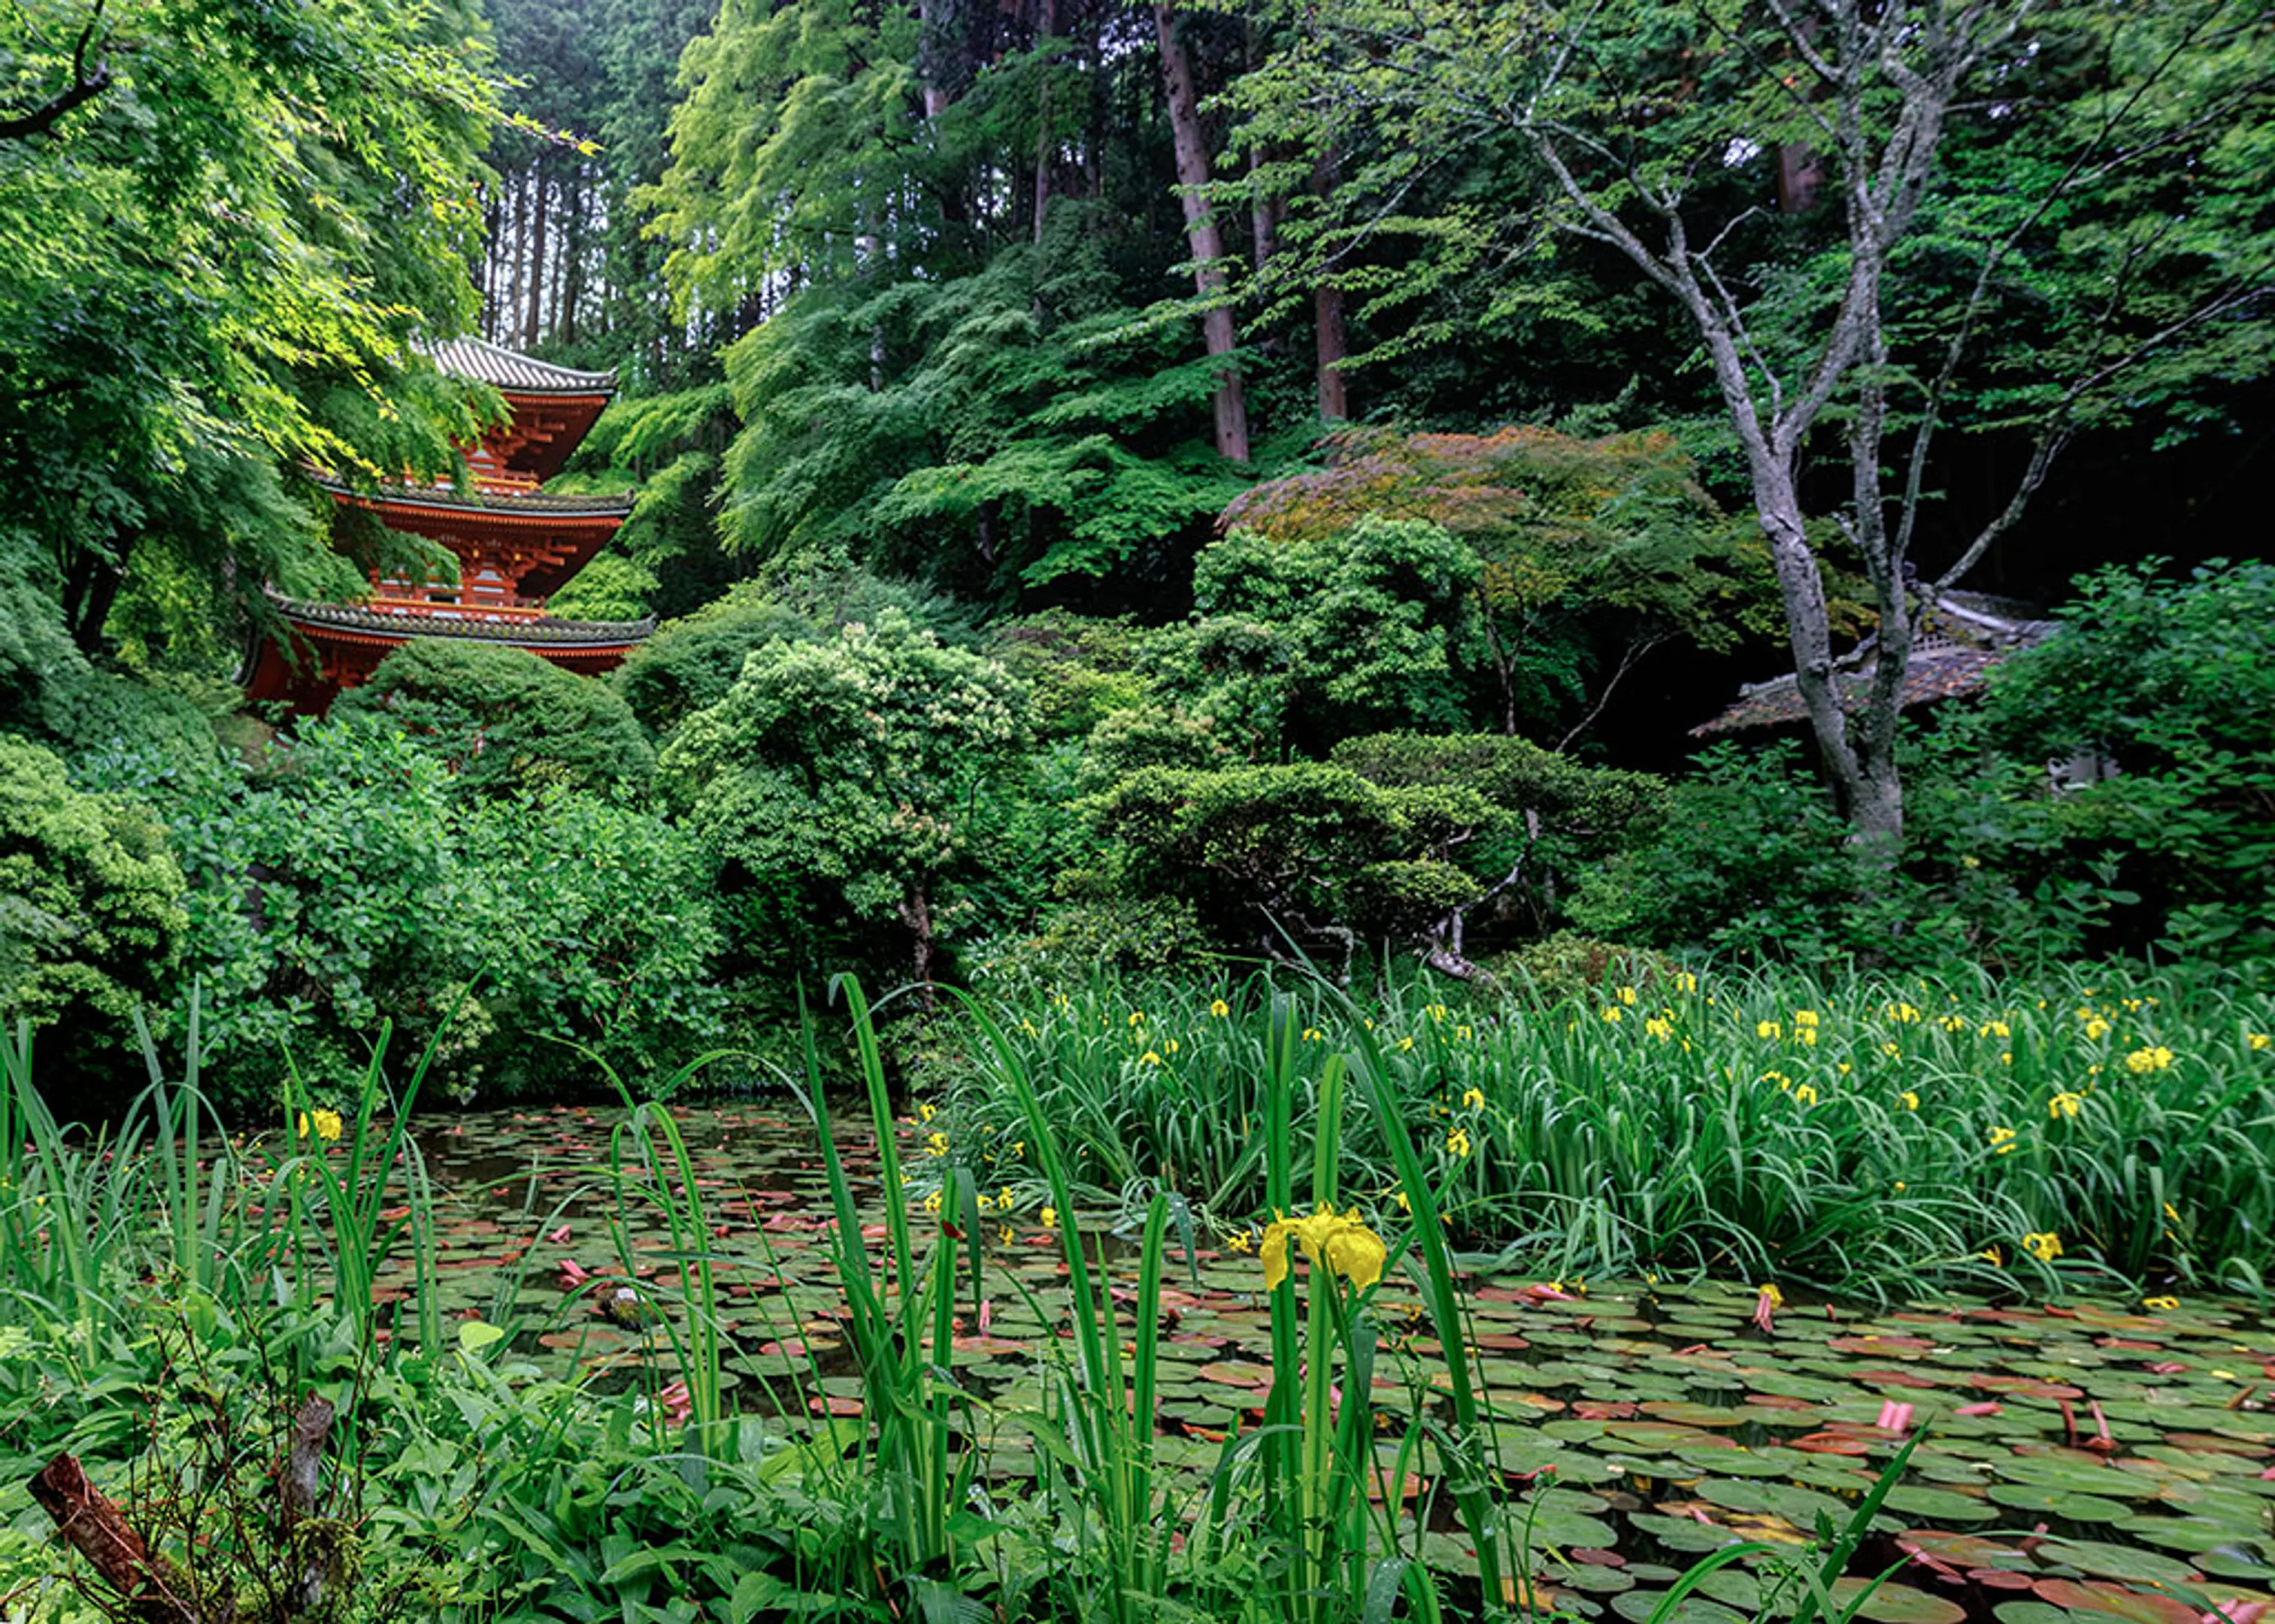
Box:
[268,592,655,647]
[420,337,618,396]
[1690,592,2057,738]
[315,474,635,517]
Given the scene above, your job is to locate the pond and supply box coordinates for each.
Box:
[390,1104,2275,1624]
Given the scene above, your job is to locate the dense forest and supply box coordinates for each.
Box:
[4,0,2273,1106]
[8,6,2275,1621]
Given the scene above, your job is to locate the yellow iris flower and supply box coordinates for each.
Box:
[1259,1204,1387,1293]
[2022,1231,2062,1263]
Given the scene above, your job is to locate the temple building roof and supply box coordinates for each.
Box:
[422,337,618,397]
[1691,591,2057,738]
[312,475,635,518]
[246,335,643,714]
[267,591,656,647]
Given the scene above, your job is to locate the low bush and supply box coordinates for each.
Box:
[86,715,722,1113]
[336,639,654,798]
[0,735,184,1094]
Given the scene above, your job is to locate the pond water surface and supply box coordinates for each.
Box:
[380,1104,2275,1624]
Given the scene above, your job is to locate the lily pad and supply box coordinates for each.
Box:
[1986,1483,2135,1522]
[2039,1541,2206,1588]
[1884,1485,1998,1522]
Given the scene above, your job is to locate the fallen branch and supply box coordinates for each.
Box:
[29,1455,209,1624]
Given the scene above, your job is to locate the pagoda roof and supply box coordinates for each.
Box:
[422,337,618,398]
[268,591,655,649]
[314,475,635,519]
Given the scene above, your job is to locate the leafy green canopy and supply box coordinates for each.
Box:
[1084,735,1664,967]
[659,611,1028,984]
[336,640,655,800]
[1141,516,1480,759]
[0,0,504,665]
[0,736,184,1059]
[646,0,1286,602]
[1225,427,1786,738]
[1214,0,2273,838]
[1588,565,2275,971]
[94,717,724,1108]
[613,570,977,736]
[1975,559,2275,963]
[547,386,741,623]
[709,232,1254,598]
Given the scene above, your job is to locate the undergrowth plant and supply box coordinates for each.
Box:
[942,962,2275,1296]
[798,978,985,1597]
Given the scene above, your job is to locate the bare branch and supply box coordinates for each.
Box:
[0,0,113,142]
[1556,634,1669,752]
[1934,277,2272,590]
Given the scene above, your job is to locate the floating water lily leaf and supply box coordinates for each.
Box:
[2039,1541,2205,1588]
[1609,1591,1746,1624]
[2029,1579,2201,1624]
[1991,1601,2076,1624]
[1693,1569,1759,1610]
[1561,1563,1637,1595]
[2120,1516,2268,1557]
[1829,1578,1969,1624]
[1896,1530,2039,1577]
[1986,1484,2135,1522]
[1884,1485,1997,1522]
[1627,1513,1752,1555]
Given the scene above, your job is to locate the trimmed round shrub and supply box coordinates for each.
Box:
[337,639,653,798]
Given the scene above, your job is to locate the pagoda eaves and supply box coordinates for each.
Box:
[242,338,649,714]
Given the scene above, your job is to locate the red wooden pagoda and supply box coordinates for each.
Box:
[243,338,653,714]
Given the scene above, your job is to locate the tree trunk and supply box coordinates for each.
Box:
[1153,2,1250,463]
[559,171,583,347]
[900,884,937,1006]
[1749,468,1900,838]
[1082,2,1104,201]
[1311,148,1349,420]
[1032,0,1058,242]
[1248,145,1281,271]
[64,547,123,653]
[917,0,954,118]
[504,176,527,344]
[524,167,548,348]
[1314,285,1349,422]
[479,191,498,338]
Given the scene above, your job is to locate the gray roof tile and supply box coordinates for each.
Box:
[420,337,617,395]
